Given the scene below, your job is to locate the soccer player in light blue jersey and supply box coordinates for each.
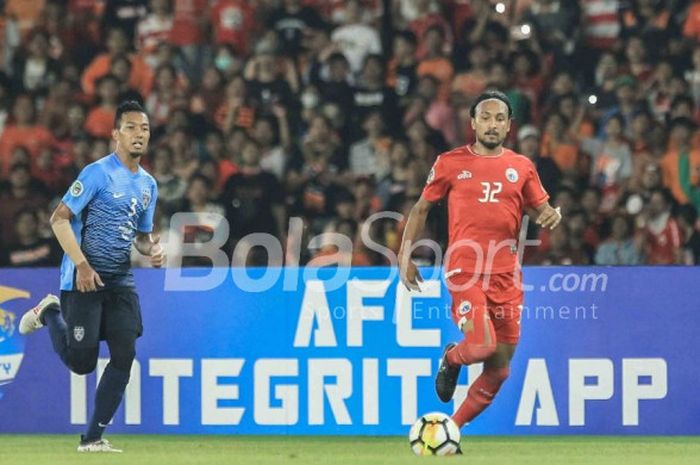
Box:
[19,101,164,453]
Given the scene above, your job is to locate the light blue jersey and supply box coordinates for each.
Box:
[60,153,158,290]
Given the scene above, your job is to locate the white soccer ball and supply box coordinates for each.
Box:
[408,412,461,456]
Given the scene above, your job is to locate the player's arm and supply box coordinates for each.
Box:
[398,195,436,291]
[50,202,104,292]
[134,183,163,267]
[523,161,561,230]
[134,232,165,267]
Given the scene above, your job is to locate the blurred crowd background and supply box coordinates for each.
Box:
[1,0,700,268]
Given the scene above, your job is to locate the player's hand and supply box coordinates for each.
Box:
[149,234,166,268]
[399,258,424,292]
[536,205,562,230]
[76,261,104,293]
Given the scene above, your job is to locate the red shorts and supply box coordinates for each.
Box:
[446,271,523,345]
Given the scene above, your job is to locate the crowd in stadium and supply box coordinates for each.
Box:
[1,0,700,267]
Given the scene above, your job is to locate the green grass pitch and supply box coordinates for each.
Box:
[1,435,698,465]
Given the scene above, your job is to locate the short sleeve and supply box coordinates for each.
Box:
[61,164,104,216]
[422,156,451,202]
[137,181,158,233]
[523,160,549,208]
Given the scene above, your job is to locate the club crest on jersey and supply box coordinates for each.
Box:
[142,189,151,208]
[457,170,472,180]
[73,326,84,342]
[458,300,472,315]
[426,167,435,184]
[70,180,84,197]
[505,168,519,183]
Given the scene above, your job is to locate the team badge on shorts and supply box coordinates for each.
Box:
[73,326,85,342]
[458,300,472,315]
[505,168,518,183]
[70,180,84,197]
[142,189,151,208]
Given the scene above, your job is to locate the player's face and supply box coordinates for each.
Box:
[114,112,150,158]
[471,99,511,149]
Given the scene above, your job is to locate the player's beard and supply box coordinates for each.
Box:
[477,134,504,150]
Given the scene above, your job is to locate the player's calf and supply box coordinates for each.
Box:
[452,366,510,427]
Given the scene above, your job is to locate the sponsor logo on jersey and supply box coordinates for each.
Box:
[505,168,519,183]
[457,170,472,180]
[70,180,84,197]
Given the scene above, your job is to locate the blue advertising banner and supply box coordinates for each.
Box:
[0,267,698,435]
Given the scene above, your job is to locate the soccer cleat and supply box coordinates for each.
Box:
[18,294,60,335]
[435,343,461,402]
[77,437,122,453]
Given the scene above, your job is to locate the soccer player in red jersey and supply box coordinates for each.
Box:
[398,90,562,428]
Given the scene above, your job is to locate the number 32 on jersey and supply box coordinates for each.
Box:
[478,181,502,203]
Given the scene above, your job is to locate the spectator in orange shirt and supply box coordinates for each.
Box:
[683,0,700,42]
[0,94,54,176]
[84,75,120,139]
[81,27,153,97]
[451,41,490,99]
[540,112,579,173]
[4,0,45,39]
[660,117,700,211]
[416,25,454,102]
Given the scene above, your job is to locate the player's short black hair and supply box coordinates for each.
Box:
[114,100,147,129]
[470,90,513,119]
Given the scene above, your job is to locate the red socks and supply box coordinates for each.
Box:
[452,366,510,427]
[446,307,497,366]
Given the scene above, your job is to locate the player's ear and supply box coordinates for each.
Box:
[112,127,119,142]
[470,118,476,131]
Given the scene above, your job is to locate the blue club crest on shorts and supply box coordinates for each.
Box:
[73,326,85,342]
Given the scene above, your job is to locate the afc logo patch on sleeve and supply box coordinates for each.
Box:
[142,188,151,208]
[458,300,472,315]
[70,181,84,197]
[426,167,435,184]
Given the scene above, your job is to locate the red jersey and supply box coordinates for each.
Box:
[644,213,683,264]
[422,145,549,275]
[211,0,255,55]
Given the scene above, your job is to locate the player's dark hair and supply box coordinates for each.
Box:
[470,90,513,119]
[114,100,146,129]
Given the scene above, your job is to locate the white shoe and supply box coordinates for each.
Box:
[77,438,123,453]
[18,294,60,335]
